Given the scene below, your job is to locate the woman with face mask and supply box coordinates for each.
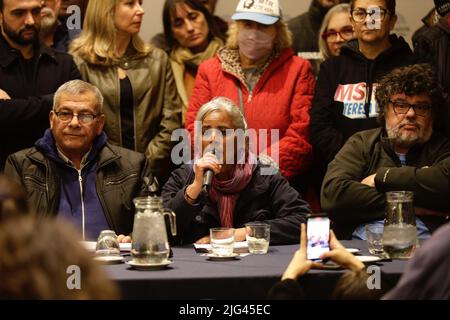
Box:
[185,0,315,193]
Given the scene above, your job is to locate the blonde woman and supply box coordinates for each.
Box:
[70,0,182,182]
[185,0,315,182]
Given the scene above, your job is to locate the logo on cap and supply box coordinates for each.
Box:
[232,0,281,25]
[243,0,255,9]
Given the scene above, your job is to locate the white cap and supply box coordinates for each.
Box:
[231,0,280,25]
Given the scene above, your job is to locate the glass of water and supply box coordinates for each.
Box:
[365,224,384,256]
[210,228,235,256]
[95,230,120,257]
[245,223,270,254]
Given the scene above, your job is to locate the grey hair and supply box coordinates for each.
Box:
[195,97,247,131]
[53,80,104,113]
[318,3,351,60]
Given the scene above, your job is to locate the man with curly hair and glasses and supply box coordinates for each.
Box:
[321,64,450,240]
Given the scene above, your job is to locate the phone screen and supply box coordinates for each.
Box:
[307,216,330,261]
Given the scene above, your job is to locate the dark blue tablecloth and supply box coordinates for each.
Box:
[104,240,407,299]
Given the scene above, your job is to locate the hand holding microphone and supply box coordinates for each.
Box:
[202,149,216,193]
[185,151,222,203]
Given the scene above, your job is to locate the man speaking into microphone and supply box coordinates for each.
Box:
[162,97,310,245]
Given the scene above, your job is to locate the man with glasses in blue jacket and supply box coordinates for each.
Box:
[4,80,153,242]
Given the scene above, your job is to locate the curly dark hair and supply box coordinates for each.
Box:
[376,64,446,131]
[0,216,120,299]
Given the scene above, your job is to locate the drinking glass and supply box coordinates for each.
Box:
[365,224,384,256]
[210,228,235,256]
[245,223,270,254]
[95,230,120,257]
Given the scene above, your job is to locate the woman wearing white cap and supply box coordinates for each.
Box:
[185,0,315,187]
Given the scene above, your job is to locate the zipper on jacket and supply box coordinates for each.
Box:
[247,93,253,103]
[77,169,86,241]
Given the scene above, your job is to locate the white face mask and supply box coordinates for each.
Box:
[237,28,275,62]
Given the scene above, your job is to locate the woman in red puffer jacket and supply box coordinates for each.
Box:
[185,0,315,181]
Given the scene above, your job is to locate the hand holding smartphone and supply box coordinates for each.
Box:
[306,214,330,261]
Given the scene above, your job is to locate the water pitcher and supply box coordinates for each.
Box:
[131,197,176,264]
[383,191,417,259]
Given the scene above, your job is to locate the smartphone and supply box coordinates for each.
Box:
[306,215,330,261]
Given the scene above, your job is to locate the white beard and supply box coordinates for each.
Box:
[386,121,433,149]
[40,9,58,34]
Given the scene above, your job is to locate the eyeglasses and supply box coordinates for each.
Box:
[322,26,354,42]
[351,7,390,23]
[389,100,432,117]
[54,111,100,124]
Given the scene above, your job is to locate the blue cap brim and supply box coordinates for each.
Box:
[231,12,279,25]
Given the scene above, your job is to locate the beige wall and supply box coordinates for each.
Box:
[140,0,434,45]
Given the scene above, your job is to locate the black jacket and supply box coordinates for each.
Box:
[414,15,450,136]
[0,33,81,169]
[321,128,450,239]
[414,15,450,90]
[310,35,415,166]
[288,0,328,54]
[375,157,450,211]
[4,138,150,236]
[162,163,310,245]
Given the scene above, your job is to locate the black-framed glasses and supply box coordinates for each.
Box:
[54,111,100,124]
[389,100,432,117]
[322,26,354,42]
[351,7,390,23]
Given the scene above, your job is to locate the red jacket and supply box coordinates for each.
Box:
[185,48,315,179]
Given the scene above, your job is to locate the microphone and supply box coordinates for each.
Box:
[202,149,215,193]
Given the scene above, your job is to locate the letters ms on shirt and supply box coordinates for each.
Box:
[334,82,379,119]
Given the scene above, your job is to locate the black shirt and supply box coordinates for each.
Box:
[20,56,35,85]
[119,76,135,150]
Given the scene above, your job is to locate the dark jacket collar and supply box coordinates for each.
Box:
[187,161,271,204]
[34,129,109,167]
[341,34,412,62]
[0,32,58,68]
